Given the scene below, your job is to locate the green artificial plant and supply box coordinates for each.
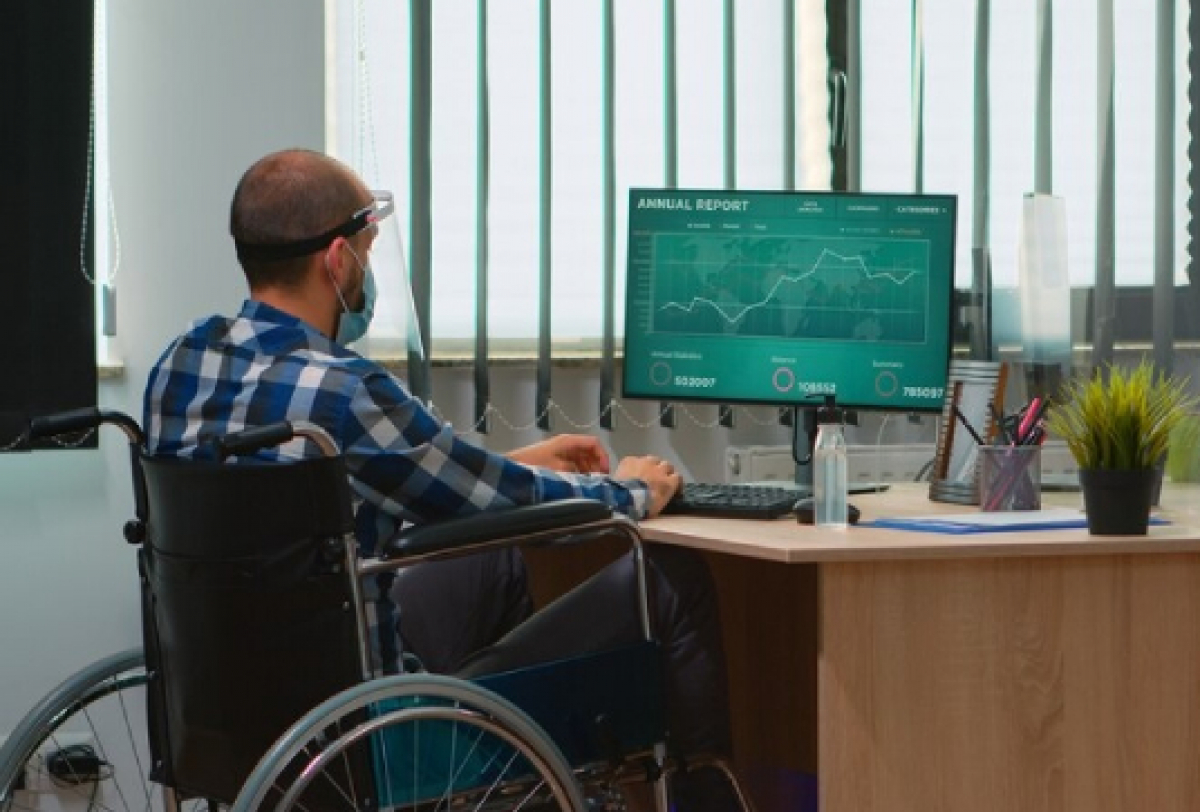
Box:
[1045,361,1199,471]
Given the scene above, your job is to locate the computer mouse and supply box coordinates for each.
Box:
[793,497,861,526]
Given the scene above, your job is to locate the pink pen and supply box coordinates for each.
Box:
[1016,397,1042,444]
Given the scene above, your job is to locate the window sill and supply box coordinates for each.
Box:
[97,342,1200,383]
[94,354,611,386]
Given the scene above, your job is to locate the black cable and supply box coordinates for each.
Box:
[914,457,936,482]
[45,744,111,787]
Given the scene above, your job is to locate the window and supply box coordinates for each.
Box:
[328,0,832,356]
[860,0,1195,358]
[331,0,1197,376]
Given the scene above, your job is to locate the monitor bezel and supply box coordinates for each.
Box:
[620,187,959,415]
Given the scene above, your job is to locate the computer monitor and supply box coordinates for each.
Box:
[622,187,957,458]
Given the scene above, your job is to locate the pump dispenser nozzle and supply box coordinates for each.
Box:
[817,394,842,425]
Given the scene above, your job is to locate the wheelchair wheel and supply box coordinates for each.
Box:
[0,649,200,812]
[232,673,588,812]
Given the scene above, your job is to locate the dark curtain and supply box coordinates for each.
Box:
[0,0,98,451]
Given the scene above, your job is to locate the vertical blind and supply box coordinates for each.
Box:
[333,0,831,430]
[332,0,1196,430]
[869,0,1194,373]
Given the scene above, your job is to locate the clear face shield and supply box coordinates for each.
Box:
[356,191,425,361]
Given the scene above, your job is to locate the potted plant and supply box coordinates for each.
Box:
[1045,360,1198,535]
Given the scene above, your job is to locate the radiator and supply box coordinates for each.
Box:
[725,441,1077,486]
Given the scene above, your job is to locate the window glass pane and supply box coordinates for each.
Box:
[613,0,666,340]
[1113,0,1156,287]
[734,0,787,190]
[986,0,1037,291]
[430,0,480,341]
[549,2,605,344]
[478,0,541,340]
[1052,0,1098,287]
[676,0,725,188]
[859,3,912,194]
[915,0,976,289]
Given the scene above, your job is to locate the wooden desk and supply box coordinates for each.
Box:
[638,484,1200,812]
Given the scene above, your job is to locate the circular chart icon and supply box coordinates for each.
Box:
[772,367,796,393]
[650,361,672,387]
[875,370,899,398]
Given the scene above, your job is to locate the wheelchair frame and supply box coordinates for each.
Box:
[0,408,754,812]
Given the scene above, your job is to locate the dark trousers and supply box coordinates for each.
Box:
[390,543,737,811]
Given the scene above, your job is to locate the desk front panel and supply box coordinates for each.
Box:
[820,552,1200,812]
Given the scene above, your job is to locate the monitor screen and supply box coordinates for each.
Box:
[622,188,957,413]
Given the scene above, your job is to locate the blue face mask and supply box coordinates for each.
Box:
[331,246,376,345]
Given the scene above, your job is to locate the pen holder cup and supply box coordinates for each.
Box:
[978,446,1042,512]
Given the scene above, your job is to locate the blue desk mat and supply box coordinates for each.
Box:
[863,509,1167,534]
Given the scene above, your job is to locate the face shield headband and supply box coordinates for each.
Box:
[234,190,424,361]
[233,192,397,263]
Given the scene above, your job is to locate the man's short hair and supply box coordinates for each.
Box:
[230,150,366,290]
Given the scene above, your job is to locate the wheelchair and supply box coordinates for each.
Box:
[0,408,753,812]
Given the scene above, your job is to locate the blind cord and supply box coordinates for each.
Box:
[429,399,793,435]
[353,0,382,185]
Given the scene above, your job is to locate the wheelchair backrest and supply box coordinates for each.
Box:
[138,452,371,804]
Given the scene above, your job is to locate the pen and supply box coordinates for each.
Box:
[1019,399,1051,445]
[1016,397,1042,444]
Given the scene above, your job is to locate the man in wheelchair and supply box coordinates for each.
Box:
[143,149,739,811]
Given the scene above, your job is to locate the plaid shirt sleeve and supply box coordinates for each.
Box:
[342,370,650,534]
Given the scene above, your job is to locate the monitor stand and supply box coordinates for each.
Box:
[790,406,891,497]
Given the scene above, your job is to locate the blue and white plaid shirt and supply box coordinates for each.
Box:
[143,299,650,670]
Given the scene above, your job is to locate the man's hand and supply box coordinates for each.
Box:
[614,455,682,518]
[507,434,612,474]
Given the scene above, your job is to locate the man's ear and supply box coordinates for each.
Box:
[323,237,349,287]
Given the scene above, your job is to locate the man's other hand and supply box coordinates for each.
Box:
[614,456,682,518]
[507,434,612,474]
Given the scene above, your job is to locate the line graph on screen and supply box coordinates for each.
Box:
[649,233,932,343]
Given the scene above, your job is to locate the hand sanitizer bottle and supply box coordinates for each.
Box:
[813,395,849,528]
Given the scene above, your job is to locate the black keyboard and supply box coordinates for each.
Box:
[663,482,800,520]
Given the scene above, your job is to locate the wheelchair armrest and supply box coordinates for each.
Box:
[29,407,144,445]
[380,499,618,561]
